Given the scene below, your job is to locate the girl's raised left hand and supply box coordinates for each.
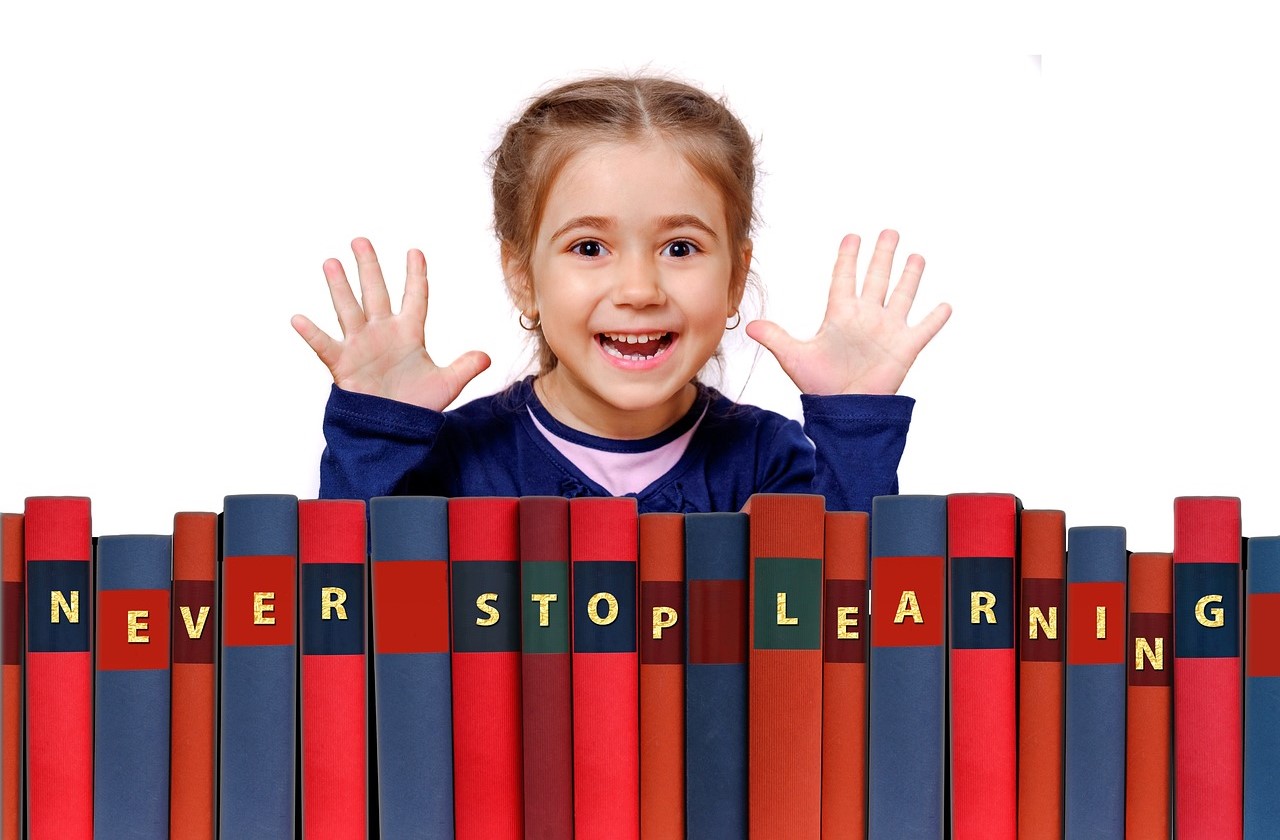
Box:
[745,230,951,396]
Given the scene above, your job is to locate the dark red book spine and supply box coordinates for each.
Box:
[24,496,93,839]
[299,500,368,839]
[948,493,1017,839]
[1126,552,1172,838]
[2,513,24,840]
[748,493,825,840]
[639,513,684,839]
[170,512,218,840]
[570,497,639,840]
[1017,509,1065,840]
[821,511,868,840]
[518,496,573,839]
[450,498,523,839]
[1173,496,1242,837]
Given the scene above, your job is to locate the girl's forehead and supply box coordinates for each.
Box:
[540,139,728,234]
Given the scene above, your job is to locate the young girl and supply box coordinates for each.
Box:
[292,75,950,513]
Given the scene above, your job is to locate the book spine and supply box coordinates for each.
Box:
[94,534,172,839]
[449,497,523,839]
[1125,552,1172,838]
[368,496,454,839]
[1173,496,1242,837]
[24,496,93,839]
[748,493,825,840]
[821,510,868,840]
[1245,536,1280,838]
[684,512,748,840]
[1064,525,1126,840]
[299,499,368,839]
[170,511,218,840]
[947,493,1017,840]
[219,494,298,837]
[518,496,573,840]
[868,495,947,840]
[638,513,684,840]
[1017,509,1065,840]
[1,514,23,840]
[570,496,639,840]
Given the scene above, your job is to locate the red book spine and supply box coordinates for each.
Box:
[450,498,523,839]
[23,496,93,839]
[1126,552,1172,838]
[170,512,218,840]
[300,500,368,839]
[1173,496,1242,837]
[570,497,639,840]
[821,511,868,840]
[947,494,1017,839]
[748,493,825,840]
[518,496,573,839]
[1017,510,1065,840]
[2,514,23,840]
[639,513,684,839]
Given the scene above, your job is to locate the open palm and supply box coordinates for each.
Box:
[746,230,951,396]
[291,238,490,412]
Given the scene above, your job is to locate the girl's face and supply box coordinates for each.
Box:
[510,139,748,439]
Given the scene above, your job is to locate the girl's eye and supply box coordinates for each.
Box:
[570,240,608,258]
[662,240,699,258]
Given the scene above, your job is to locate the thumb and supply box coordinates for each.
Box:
[745,319,799,366]
[443,350,492,392]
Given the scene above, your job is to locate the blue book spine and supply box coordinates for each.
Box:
[683,512,748,840]
[1064,526,1127,840]
[219,494,298,838]
[1246,536,1280,837]
[369,496,454,839]
[868,495,947,840]
[94,534,172,839]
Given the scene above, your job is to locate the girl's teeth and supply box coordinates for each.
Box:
[602,342,669,361]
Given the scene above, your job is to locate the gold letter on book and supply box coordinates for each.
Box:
[652,606,678,639]
[776,593,799,626]
[254,592,276,625]
[971,591,997,624]
[837,606,859,639]
[1096,606,1107,639]
[321,587,348,620]
[894,590,923,624]
[1029,606,1057,640]
[588,592,619,626]
[476,593,500,626]
[127,610,150,643]
[530,593,557,627]
[1135,637,1164,670]
[51,590,79,623]
[180,606,210,639]
[1195,595,1225,628]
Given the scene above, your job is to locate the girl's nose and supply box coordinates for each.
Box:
[611,255,667,307]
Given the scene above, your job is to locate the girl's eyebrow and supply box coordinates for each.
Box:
[659,214,719,240]
[549,214,720,242]
[550,215,613,241]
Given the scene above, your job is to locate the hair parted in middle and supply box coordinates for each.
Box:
[487,74,761,376]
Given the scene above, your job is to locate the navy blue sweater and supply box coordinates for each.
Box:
[319,377,913,513]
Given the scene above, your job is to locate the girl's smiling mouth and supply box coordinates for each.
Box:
[597,331,675,362]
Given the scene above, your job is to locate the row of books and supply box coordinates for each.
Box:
[0,492,1271,838]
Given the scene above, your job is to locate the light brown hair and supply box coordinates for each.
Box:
[488,74,760,375]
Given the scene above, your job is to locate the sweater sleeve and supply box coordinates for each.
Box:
[319,384,448,501]
[800,392,915,512]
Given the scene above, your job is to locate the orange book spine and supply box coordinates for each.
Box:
[1017,509,1065,840]
[2,514,23,840]
[170,512,218,840]
[639,513,684,840]
[821,511,868,840]
[1126,552,1172,838]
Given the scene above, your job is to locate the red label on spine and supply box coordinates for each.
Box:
[98,589,169,670]
[172,580,216,664]
[688,580,745,665]
[222,555,295,647]
[1067,582,1126,665]
[870,556,944,647]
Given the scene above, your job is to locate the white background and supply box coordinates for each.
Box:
[2,5,1276,550]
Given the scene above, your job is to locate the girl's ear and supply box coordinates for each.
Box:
[501,244,536,315]
[729,239,753,314]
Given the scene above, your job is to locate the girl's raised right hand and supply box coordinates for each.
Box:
[291,237,491,412]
